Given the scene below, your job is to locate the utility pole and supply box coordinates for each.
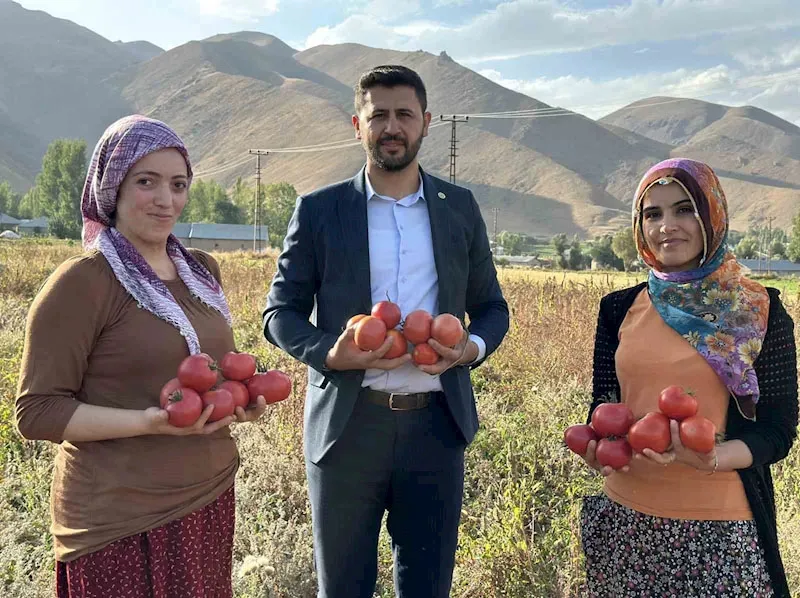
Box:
[439,115,469,184]
[492,207,499,247]
[248,150,268,252]
[767,215,775,275]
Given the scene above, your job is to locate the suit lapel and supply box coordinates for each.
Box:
[421,168,452,315]
[338,166,372,312]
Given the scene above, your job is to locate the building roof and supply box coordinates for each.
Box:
[740,259,800,273]
[175,223,268,241]
[18,217,48,228]
[0,213,20,225]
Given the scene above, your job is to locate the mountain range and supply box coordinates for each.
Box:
[1,0,797,236]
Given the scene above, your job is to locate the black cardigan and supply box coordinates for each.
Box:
[589,282,798,597]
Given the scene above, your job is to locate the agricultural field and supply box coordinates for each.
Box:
[1,239,798,597]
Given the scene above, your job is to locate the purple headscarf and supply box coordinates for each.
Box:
[81,115,232,355]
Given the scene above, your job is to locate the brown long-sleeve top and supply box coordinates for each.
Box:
[15,249,239,562]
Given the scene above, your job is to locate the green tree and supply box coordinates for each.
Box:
[788,211,800,262]
[735,237,758,260]
[230,177,254,224]
[182,179,242,224]
[770,240,787,260]
[551,233,568,269]
[611,227,639,271]
[26,139,87,238]
[262,182,297,247]
[568,236,585,270]
[589,234,623,270]
[0,181,19,217]
[498,231,523,255]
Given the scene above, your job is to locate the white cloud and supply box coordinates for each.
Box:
[196,0,279,22]
[478,65,800,126]
[304,0,800,63]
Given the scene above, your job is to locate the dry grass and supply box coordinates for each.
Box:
[1,240,798,597]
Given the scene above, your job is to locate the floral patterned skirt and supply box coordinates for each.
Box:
[55,485,235,598]
[580,494,773,598]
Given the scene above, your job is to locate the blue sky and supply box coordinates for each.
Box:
[17,0,800,124]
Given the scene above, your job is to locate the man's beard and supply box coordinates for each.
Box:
[366,131,424,172]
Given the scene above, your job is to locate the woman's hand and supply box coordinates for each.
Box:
[233,395,268,423]
[582,439,630,477]
[144,404,235,436]
[635,420,716,471]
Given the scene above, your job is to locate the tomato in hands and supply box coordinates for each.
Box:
[627,412,671,454]
[595,438,633,469]
[354,316,387,351]
[177,354,219,393]
[160,386,203,428]
[679,415,717,453]
[247,370,292,405]
[220,352,257,382]
[383,329,408,359]
[159,377,182,406]
[219,380,249,410]
[430,313,463,348]
[412,342,439,365]
[347,314,368,329]
[201,388,235,422]
[403,310,433,345]
[590,403,635,438]
[658,385,698,421]
[564,424,599,456]
[371,300,402,329]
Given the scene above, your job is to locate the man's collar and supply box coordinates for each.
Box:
[365,169,425,205]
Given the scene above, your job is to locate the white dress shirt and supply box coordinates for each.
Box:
[362,173,486,393]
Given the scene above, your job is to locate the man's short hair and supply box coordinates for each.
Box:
[354,65,428,114]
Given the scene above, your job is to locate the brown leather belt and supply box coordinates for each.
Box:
[361,388,433,411]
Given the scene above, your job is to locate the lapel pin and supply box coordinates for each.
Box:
[438,191,446,200]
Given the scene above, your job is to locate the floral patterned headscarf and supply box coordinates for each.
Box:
[633,158,769,421]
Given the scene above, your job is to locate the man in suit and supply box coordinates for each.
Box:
[263,64,509,598]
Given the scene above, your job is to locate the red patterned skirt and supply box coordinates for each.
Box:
[56,486,235,598]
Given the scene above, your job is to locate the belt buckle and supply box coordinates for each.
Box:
[388,393,409,411]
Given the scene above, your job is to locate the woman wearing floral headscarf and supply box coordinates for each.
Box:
[15,115,268,597]
[577,158,797,597]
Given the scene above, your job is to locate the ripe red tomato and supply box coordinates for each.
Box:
[403,310,433,344]
[220,352,257,381]
[247,370,292,405]
[431,313,463,348]
[383,329,408,359]
[412,342,439,365]
[679,415,717,453]
[590,403,635,438]
[371,300,401,329]
[220,380,249,410]
[177,354,219,393]
[159,377,182,407]
[354,316,387,351]
[563,424,599,456]
[347,314,368,328]
[201,388,235,422]
[595,438,633,469]
[627,412,671,454]
[162,387,203,428]
[658,385,698,421]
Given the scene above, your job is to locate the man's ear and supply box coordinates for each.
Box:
[352,115,362,140]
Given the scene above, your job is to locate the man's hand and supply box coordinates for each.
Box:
[415,328,478,375]
[325,326,412,371]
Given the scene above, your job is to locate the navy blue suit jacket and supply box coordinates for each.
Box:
[263,166,509,463]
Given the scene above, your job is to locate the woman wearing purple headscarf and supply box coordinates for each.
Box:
[574,159,797,597]
[15,115,268,597]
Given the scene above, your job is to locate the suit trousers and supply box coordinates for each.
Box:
[306,390,466,598]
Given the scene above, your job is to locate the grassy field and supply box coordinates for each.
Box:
[1,239,799,597]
